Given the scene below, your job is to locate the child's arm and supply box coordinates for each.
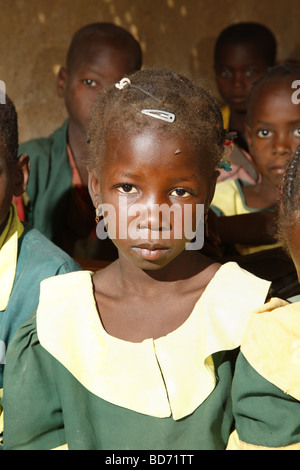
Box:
[3,314,67,450]
[212,210,278,246]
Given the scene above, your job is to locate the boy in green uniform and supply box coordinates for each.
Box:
[19,22,142,260]
[0,95,80,446]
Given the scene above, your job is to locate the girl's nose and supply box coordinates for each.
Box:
[135,201,170,232]
[232,71,245,89]
[273,132,292,156]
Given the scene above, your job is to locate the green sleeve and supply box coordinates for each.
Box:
[3,315,66,450]
[232,352,300,448]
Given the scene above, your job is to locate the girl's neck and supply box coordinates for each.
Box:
[67,120,89,186]
[114,250,214,296]
[243,178,279,209]
[229,110,247,135]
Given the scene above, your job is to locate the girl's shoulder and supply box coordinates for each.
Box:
[241,297,300,402]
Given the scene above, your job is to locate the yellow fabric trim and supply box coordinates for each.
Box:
[0,388,3,446]
[221,105,230,129]
[226,430,241,450]
[0,203,24,311]
[37,263,270,420]
[227,430,300,450]
[241,297,300,401]
[51,443,69,450]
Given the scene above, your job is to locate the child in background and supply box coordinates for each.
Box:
[211,64,300,257]
[227,146,300,450]
[3,69,271,450]
[0,96,80,447]
[214,22,277,183]
[19,22,142,261]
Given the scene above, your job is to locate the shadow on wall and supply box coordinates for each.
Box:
[286,42,300,64]
[189,35,220,100]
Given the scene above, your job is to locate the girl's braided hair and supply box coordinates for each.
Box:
[277,145,300,251]
[85,68,226,177]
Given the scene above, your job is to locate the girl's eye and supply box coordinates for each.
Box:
[117,184,138,194]
[170,188,191,198]
[257,129,271,138]
[245,69,258,79]
[293,128,300,137]
[82,79,97,87]
[220,70,232,79]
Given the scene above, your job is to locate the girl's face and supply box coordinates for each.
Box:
[89,127,217,270]
[215,43,267,113]
[246,82,300,187]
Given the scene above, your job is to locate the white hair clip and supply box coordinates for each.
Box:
[141,109,175,123]
[115,78,131,90]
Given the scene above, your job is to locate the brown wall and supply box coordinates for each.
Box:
[1,0,299,143]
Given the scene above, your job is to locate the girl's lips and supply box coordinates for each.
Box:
[270,166,285,175]
[230,95,246,103]
[131,244,170,260]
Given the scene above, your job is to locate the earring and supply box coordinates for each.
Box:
[95,205,102,224]
[204,211,209,237]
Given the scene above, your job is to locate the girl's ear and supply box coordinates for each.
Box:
[245,123,253,152]
[13,153,30,197]
[57,66,67,98]
[205,170,218,209]
[88,171,101,208]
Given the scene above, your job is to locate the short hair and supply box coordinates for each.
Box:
[246,63,300,124]
[214,22,277,67]
[66,22,142,73]
[277,146,300,251]
[86,68,225,177]
[0,95,18,163]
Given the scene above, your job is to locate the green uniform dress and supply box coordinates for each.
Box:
[227,297,300,450]
[3,263,270,450]
[0,204,81,447]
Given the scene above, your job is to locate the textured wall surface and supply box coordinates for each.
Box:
[0,0,299,142]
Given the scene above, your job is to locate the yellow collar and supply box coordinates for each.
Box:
[241,297,300,401]
[0,204,24,311]
[37,263,270,420]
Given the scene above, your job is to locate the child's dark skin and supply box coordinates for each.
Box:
[0,151,29,235]
[57,37,140,187]
[215,79,300,247]
[215,42,269,146]
[89,127,220,342]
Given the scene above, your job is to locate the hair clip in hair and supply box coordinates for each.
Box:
[115,78,131,90]
[141,109,175,123]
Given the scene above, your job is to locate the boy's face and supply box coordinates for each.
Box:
[58,40,137,133]
[88,127,217,271]
[0,152,29,234]
[215,42,268,113]
[246,82,300,187]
